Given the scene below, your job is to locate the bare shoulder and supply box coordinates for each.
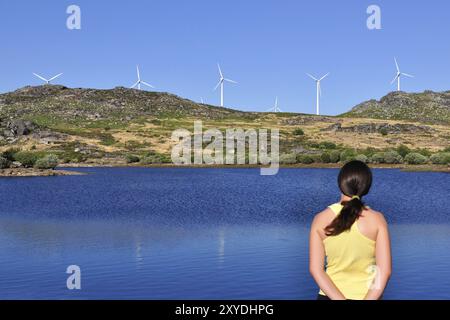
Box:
[311,207,336,229]
[362,207,388,227]
[311,207,335,240]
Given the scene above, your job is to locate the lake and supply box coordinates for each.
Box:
[0,167,449,299]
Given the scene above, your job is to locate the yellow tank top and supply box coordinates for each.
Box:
[319,203,376,300]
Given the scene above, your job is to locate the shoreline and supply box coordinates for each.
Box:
[0,168,85,177]
[61,162,450,172]
[1,163,448,177]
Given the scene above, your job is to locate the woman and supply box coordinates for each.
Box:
[309,160,391,300]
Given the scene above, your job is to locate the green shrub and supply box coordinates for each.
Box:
[14,152,38,168]
[318,141,337,150]
[371,153,385,164]
[307,141,320,148]
[293,128,304,136]
[296,154,314,164]
[384,150,403,164]
[380,128,388,136]
[140,154,166,165]
[279,153,297,165]
[430,153,450,165]
[444,147,450,153]
[320,152,331,163]
[1,148,20,162]
[405,153,428,165]
[99,133,116,146]
[340,149,357,163]
[355,154,368,163]
[0,156,10,169]
[329,150,341,163]
[310,154,323,163]
[415,148,432,157]
[126,154,140,163]
[362,147,377,157]
[34,154,59,170]
[396,145,411,158]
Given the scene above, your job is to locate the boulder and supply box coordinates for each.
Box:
[6,120,37,136]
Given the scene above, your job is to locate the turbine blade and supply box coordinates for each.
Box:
[306,73,318,81]
[213,80,222,91]
[224,78,237,84]
[402,73,414,78]
[131,81,139,88]
[141,81,155,88]
[391,74,399,84]
[33,73,48,82]
[394,57,400,72]
[217,64,223,78]
[319,73,330,81]
[49,73,63,81]
[136,65,140,80]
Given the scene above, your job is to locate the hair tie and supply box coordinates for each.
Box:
[351,195,360,200]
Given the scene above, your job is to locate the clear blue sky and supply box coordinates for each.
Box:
[0,0,449,115]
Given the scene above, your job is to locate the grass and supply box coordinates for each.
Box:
[3,106,450,168]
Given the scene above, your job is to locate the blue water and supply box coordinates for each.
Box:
[0,167,449,299]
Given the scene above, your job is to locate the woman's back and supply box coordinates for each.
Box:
[315,203,383,299]
[309,161,391,300]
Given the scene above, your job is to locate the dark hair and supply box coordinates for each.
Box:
[325,160,373,236]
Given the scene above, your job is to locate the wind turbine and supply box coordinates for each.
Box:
[214,64,237,107]
[307,73,329,116]
[267,97,282,113]
[33,73,63,85]
[131,65,154,90]
[391,58,414,92]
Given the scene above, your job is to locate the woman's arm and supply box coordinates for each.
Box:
[364,213,392,300]
[309,214,346,300]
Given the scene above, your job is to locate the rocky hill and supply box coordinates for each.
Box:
[0,85,449,168]
[342,91,450,124]
[0,85,249,122]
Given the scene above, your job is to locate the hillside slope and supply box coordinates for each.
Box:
[0,85,449,167]
[0,85,249,121]
[342,91,450,124]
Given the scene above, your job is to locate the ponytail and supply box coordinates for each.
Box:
[325,196,365,236]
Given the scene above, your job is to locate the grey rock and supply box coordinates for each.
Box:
[321,122,435,134]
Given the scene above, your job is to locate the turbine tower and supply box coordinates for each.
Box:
[267,97,282,112]
[33,73,63,85]
[214,64,237,107]
[131,65,154,90]
[391,58,414,92]
[307,73,329,115]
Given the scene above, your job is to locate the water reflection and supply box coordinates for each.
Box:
[0,167,449,299]
[218,228,226,266]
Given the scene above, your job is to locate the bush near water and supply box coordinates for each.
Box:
[279,142,450,166]
[0,149,60,170]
